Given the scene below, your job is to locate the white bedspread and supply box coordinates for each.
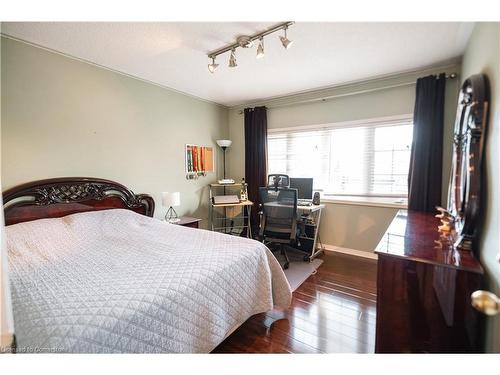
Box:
[6,209,291,353]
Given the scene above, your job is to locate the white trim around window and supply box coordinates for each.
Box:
[267,114,414,203]
[321,195,408,209]
[267,114,414,134]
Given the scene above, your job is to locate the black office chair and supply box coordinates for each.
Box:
[259,187,298,269]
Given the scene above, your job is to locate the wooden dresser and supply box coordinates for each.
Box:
[374,210,484,353]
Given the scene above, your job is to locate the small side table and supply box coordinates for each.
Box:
[175,216,202,229]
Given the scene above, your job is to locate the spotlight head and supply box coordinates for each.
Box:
[279,27,293,49]
[256,37,265,59]
[280,36,293,49]
[228,49,237,68]
[207,57,219,73]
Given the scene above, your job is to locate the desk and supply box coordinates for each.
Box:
[209,183,253,238]
[262,202,324,213]
[298,203,325,213]
[209,199,253,238]
[297,204,325,261]
[212,200,253,208]
[262,202,325,261]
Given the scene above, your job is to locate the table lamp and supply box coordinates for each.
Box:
[162,192,181,223]
[216,139,232,179]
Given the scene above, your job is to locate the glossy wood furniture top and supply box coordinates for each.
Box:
[2,177,154,226]
[375,209,484,353]
[375,210,483,274]
[213,252,377,353]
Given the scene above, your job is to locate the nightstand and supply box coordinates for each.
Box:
[176,216,202,228]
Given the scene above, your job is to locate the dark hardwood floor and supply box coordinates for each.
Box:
[212,252,377,353]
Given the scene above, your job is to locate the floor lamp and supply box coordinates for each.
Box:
[216,139,232,179]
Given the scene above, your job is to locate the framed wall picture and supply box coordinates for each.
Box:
[185,144,214,179]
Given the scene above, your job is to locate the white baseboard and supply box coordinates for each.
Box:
[322,244,378,261]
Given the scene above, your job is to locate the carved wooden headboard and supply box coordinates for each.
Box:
[2,177,155,226]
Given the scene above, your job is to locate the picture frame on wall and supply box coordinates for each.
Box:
[185,144,214,179]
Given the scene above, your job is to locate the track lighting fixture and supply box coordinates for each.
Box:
[228,49,237,68]
[206,21,293,73]
[237,36,254,48]
[256,37,265,59]
[279,26,293,49]
[207,57,219,73]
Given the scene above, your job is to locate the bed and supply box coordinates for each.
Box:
[3,177,292,353]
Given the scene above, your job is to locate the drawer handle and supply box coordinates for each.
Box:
[471,290,500,316]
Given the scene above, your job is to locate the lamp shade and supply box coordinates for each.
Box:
[162,192,180,207]
[216,139,232,148]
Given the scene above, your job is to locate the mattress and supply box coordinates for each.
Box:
[5,209,292,353]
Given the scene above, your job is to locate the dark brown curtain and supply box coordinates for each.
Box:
[408,73,446,212]
[244,106,268,234]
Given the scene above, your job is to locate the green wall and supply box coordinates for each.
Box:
[1,37,228,226]
[228,63,461,253]
[461,22,500,353]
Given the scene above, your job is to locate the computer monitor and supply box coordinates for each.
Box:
[289,178,314,200]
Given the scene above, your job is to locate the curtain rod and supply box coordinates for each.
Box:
[238,72,458,114]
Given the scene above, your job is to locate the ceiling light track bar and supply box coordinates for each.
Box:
[207,21,294,59]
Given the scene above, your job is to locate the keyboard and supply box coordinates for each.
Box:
[297,201,313,207]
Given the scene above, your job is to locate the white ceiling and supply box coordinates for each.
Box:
[2,22,474,107]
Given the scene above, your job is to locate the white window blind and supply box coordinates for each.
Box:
[267,116,413,197]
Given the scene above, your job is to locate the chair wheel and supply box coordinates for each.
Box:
[303,255,310,262]
[283,262,289,270]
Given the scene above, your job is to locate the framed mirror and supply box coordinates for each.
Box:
[447,74,489,252]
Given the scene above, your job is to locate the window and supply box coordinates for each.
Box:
[267,116,413,198]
